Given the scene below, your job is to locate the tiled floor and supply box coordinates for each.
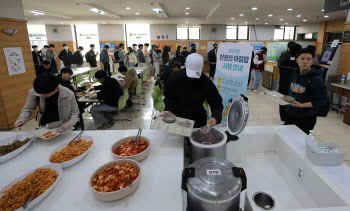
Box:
[13,79,350,166]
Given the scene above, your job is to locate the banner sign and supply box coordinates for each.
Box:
[251,42,264,54]
[214,42,253,123]
[324,0,350,13]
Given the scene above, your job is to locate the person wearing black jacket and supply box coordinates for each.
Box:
[58,44,73,68]
[32,45,43,68]
[162,46,170,65]
[162,53,223,128]
[36,60,56,76]
[159,61,181,87]
[181,47,189,61]
[71,46,84,67]
[85,44,98,67]
[278,43,302,121]
[285,48,328,134]
[88,70,123,129]
[190,44,196,54]
[208,43,218,80]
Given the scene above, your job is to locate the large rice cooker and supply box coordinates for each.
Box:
[189,95,249,163]
[182,157,247,211]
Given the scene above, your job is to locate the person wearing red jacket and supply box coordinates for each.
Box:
[252,47,267,93]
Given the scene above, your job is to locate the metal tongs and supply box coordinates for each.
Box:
[68,130,84,145]
[131,129,142,151]
[22,190,38,209]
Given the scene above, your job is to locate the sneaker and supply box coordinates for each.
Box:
[253,90,258,93]
[97,122,113,130]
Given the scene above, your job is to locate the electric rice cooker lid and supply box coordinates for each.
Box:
[227,95,249,136]
[183,157,247,201]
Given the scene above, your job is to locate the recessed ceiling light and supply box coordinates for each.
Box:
[244,22,248,24]
[60,22,63,24]
[287,8,293,11]
[239,14,244,16]
[321,9,324,12]
[152,8,163,13]
[102,22,106,24]
[255,18,259,21]
[296,14,301,17]
[186,21,189,23]
[268,14,273,17]
[90,8,105,15]
[280,18,284,21]
[125,7,131,10]
[252,7,258,10]
[303,19,307,22]
[186,7,190,10]
[231,17,235,20]
[135,12,140,15]
[185,12,189,15]
[265,23,269,25]
[285,23,289,25]
[324,15,329,18]
[29,9,46,15]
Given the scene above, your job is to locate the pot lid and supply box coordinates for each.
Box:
[227,95,249,136]
[187,157,243,201]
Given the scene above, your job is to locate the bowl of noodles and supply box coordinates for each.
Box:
[49,136,93,168]
[0,164,62,211]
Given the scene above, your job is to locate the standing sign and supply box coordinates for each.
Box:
[343,31,350,43]
[214,43,253,123]
[3,47,26,75]
[324,0,350,13]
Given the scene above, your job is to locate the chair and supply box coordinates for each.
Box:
[151,91,164,120]
[130,82,145,111]
[72,74,84,86]
[112,72,117,75]
[80,70,96,87]
[160,81,165,94]
[153,86,161,96]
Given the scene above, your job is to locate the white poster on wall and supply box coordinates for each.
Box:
[3,47,26,75]
[207,41,215,52]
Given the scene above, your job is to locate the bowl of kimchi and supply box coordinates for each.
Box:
[88,159,141,201]
[111,136,150,162]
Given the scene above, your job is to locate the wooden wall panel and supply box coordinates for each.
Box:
[0,73,35,101]
[0,19,30,48]
[325,19,346,32]
[0,101,8,126]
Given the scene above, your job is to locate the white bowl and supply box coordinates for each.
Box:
[0,133,34,163]
[49,136,93,168]
[88,159,141,201]
[111,136,150,162]
[0,164,62,211]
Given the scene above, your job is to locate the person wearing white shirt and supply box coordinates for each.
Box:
[252,47,268,93]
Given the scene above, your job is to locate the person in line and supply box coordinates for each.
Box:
[126,47,138,68]
[285,48,328,134]
[137,44,146,67]
[162,46,170,66]
[56,68,78,92]
[46,44,57,73]
[32,45,43,68]
[85,44,98,67]
[87,70,123,130]
[149,44,155,75]
[152,45,161,76]
[58,43,73,69]
[36,60,56,76]
[278,43,302,121]
[247,51,255,88]
[118,66,138,95]
[101,45,111,76]
[160,61,181,87]
[14,73,79,128]
[306,45,320,65]
[162,53,223,128]
[182,46,189,60]
[41,45,49,61]
[71,46,84,68]
[208,43,218,80]
[278,41,295,65]
[175,45,184,64]
[189,44,196,54]
[132,44,138,56]
[116,43,125,66]
[143,43,151,68]
[252,47,267,93]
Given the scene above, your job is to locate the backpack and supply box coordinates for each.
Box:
[85,52,90,63]
[307,76,329,117]
[114,50,120,62]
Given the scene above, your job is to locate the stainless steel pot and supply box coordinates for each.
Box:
[188,95,249,164]
[182,157,247,211]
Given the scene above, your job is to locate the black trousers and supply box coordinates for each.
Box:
[89,61,97,67]
[209,63,216,78]
[119,61,125,66]
[51,59,57,73]
[284,114,317,134]
[248,68,253,86]
[103,62,111,76]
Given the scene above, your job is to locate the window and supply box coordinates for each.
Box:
[226,26,237,39]
[125,24,150,47]
[274,26,296,40]
[27,25,47,49]
[176,26,200,40]
[226,25,248,40]
[75,24,100,56]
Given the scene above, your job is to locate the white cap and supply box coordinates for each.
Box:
[186,53,203,79]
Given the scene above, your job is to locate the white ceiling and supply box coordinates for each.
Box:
[23,0,347,25]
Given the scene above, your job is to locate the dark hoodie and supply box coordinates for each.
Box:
[286,65,328,118]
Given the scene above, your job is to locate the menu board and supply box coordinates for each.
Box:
[343,31,350,43]
[3,47,26,76]
[214,42,253,123]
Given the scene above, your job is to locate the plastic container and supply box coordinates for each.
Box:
[306,142,346,166]
[341,74,346,84]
